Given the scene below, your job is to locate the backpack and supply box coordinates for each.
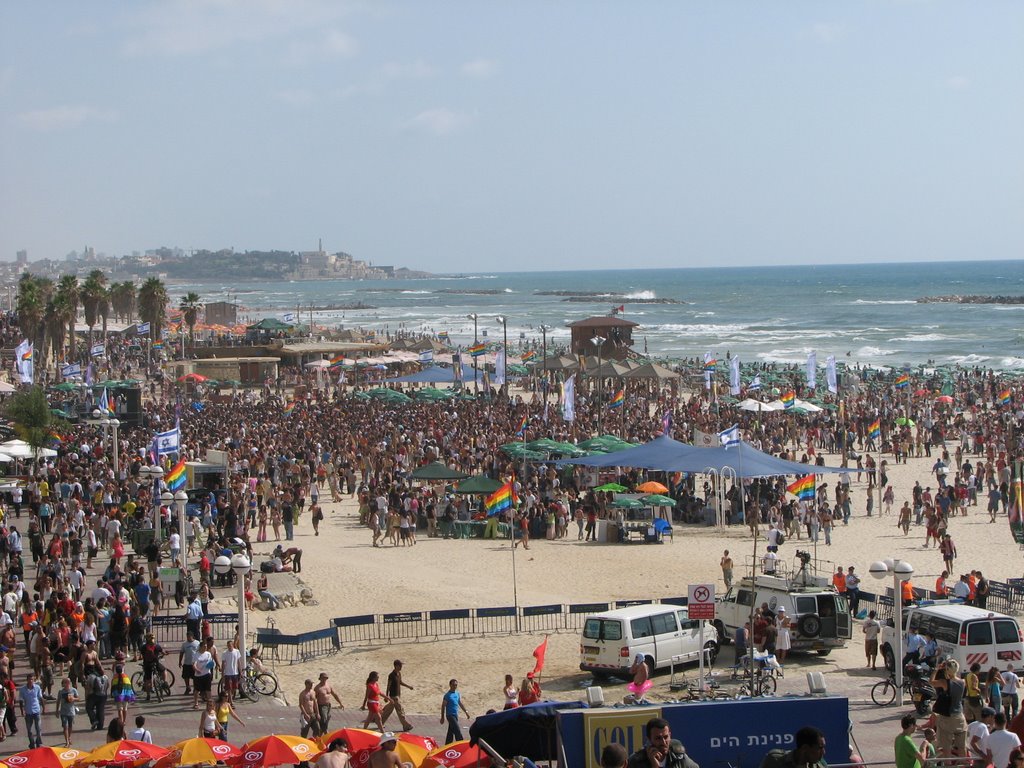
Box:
[776,533,785,546]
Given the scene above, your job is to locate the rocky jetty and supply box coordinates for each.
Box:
[918,295,1024,304]
[562,296,682,304]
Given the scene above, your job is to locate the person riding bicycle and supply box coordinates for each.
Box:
[248,647,268,676]
[141,633,166,700]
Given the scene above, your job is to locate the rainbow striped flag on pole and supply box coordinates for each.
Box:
[283,400,296,417]
[786,475,816,501]
[780,391,796,410]
[468,342,486,358]
[521,350,537,363]
[894,374,910,389]
[608,390,625,409]
[166,459,187,491]
[1000,389,1012,406]
[485,482,518,517]
[868,419,881,440]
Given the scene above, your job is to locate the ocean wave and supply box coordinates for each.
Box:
[851,299,917,305]
[624,290,656,300]
[693,312,716,317]
[755,350,817,364]
[854,345,898,357]
[657,323,750,334]
[999,357,1024,368]
[945,354,991,365]
[401,290,433,294]
[887,333,960,342]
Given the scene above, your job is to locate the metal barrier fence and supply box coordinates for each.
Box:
[238,581,1024,663]
[152,613,238,645]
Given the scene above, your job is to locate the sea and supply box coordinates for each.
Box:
[170,259,1024,370]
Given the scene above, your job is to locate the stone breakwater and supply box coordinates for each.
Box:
[918,295,1024,304]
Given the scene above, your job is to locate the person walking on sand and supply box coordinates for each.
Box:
[381,660,414,732]
[440,679,469,744]
[361,671,388,731]
[513,511,529,550]
[720,550,734,589]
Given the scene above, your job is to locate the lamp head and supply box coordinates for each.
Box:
[466,313,477,321]
[230,554,251,574]
[109,418,120,428]
[894,561,915,577]
[495,316,506,325]
[213,555,232,575]
[173,489,188,504]
[869,561,890,580]
[160,490,173,504]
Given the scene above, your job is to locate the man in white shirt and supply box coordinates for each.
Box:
[1003,665,1021,718]
[989,712,1021,768]
[92,580,113,605]
[761,548,778,575]
[127,714,153,743]
[968,708,995,767]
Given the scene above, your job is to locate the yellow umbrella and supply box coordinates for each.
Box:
[153,738,242,768]
[235,735,320,768]
[0,747,86,768]
[75,741,171,767]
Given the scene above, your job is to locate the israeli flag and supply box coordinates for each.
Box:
[806,351,817,390]
[729,356,741,396]
[61,363,82,379]
[283,313,296,323]
[749,375,762,391]
[155,419,180,455]
[90,343,105,357]
[562,374,575,422]
[720,424,741,450]
[826,355,838,394]
[137,322,151,334]
[419,350,434,364]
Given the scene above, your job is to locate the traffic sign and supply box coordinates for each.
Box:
[687,583,716,619]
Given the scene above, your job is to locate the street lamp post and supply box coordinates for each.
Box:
[174,490,188,564]
[539,324,552,400]
[160,490,173,546]
[591,335,606,434]
[467,313,479,395]
[109,418,120,476]
[214,553,252,676]
[140,466,165,543]
[90,409,118,474]
[495,316,508,397]
[870,558,915,706]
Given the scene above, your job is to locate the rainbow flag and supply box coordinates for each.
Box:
[47,431,64,445]
[152,340,164,350]
[468,342,486,358]
[1000,389,1012,405]
[895,374,910,389]
[868,419,881,440]
[485,482,517,517]
[437,331,450,343]
[608,390,625,409]
[514,415,528,436]
[283,401,296,417]
[781,391,795,410]
[703,357,717,372]
[521,350,537,363]
[165,459,187,491]
[20,348,32,361]
[786,475,816,500]
[328,354,346,367]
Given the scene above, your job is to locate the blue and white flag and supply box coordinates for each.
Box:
[562,374,575,422]
[155,418,181,455]
[15,339,33,384]
[283,313,296,323]
[61,363,82,379]
[720,424,741,450]
[806,351,817,390]
[137,322,151,334]
[90,343,105,357]
[826,355,838,394]
[729,356,741,396]
[494,349,506,386]
[749,375,762,391]
[419,350,434,364]
[662,411,673,437]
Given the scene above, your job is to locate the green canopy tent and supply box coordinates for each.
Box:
[593,482,628,493]
[640,494,677,507]
[455,476,506,494]
[610,497,644,509]
[409,462,470,481]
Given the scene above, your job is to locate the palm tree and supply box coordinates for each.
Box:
[179,292,202,342]
[55,275,79,358]
[16,273,53,355]
[44,298,66,369]
[109,281,137,323]
[4,385,66,473]
[138,277,169,341]
[81,270,108,347]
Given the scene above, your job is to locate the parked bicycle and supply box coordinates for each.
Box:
[870,663,935,716]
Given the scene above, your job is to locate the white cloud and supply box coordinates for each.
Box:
[809,22,844,44]
[17,105,119,131]
[121,0,357,58]
[946,75,971,91]
[274,89,316,107]
[461,58,497,79]
[408,108,474,136]
[382,59,435,80]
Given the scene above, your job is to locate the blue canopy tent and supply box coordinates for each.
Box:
[385,365,484,384]
[551,434,703,470]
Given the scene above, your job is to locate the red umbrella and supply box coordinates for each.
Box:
[178,372,209,383]
[936,395,954,404]
[234,736,319,768]
[319,728,382,753]
[422,742,486,768]
[914,388,930,396]
[76,741,171,767]
[398,734,439,753]
[1,748,85,768]
[153,738,242,768]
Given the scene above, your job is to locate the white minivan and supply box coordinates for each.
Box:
[580,604,719,679]
[880,601,1024,672]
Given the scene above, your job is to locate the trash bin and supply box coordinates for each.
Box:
[132,528,155,554]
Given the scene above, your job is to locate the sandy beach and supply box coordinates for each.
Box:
[215,438,1022,718]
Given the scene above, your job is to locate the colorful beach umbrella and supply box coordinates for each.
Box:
[1,747,85,768]
[319,728,382,754]
[397,734,440,753]
[635,481,668,494]
[610,497,644,509]
[153,738,241,768]
[422,742,487,768]
[177,373,209,383]
[593,482,628,493]
[76,740,171,767]
[235,735,320,768]
[640,494,677,506]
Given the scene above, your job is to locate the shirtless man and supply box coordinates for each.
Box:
[319,738,351,768]
[369,733,402,768]
[299,679,321,739]
[315,672,344,734]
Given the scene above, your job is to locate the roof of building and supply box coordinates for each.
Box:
[567,316,640,329]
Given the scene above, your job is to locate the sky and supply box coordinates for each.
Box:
[1,1,1022,273]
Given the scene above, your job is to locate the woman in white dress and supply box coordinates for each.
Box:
[776,607,792,663]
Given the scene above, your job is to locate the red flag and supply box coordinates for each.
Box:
[532,635,549,676]
[612,304,625,314]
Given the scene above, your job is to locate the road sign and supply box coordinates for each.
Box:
[688,583,716,619]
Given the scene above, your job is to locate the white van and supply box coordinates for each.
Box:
[579,604,719,679]
[880,601,1024,672]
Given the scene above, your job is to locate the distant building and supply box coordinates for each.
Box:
[15,250,27,266]
[204,301,239,326]
[567,316,640,360]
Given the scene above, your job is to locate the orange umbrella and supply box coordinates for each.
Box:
[346,740,427,768]
[422,742,487,768]
[936,395,954,404]
[153,738,242,768]
[397,734,439,753]
[318,728,381,753]
[234,735,319,768]
[635,481,668,494]
[1,747,85,768]
[76,741,171,767]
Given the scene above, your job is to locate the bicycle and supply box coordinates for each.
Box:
[870,667,933,715]
[132,663,176,702]
[238,665,279,702]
